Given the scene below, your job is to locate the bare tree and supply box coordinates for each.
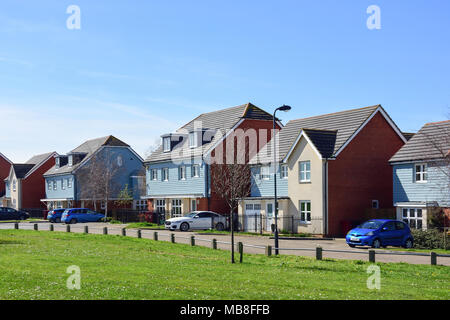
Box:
[78,149,124,220]
[211,163,253,263]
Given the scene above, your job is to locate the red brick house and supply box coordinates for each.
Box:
[240,105,407,237]
[2,152,57,210]
[0,152,12,197]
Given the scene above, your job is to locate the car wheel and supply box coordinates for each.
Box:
[404,238,414,249]
[180,222,189,232]
[70,219,78,225]
[215,223,224,231]
[348,244,356,248]
[372,239,381,249]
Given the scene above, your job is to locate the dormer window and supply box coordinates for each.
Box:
[189,132,196,148]
[68,155,73,167]
[55,157,60,169]
[163,137,171,152]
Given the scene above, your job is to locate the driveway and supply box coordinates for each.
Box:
[1,222,448,266]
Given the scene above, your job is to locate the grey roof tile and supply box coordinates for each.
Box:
[390,120,450,163]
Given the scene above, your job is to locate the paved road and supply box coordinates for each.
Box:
[1,222,448,266]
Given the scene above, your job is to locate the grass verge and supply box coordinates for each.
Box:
[0,230,448,300]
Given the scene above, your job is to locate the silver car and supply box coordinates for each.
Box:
[165,211,227,232]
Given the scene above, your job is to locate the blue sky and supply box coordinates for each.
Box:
[0,0,449,162]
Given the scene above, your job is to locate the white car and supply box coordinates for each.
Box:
[165,211,227,232]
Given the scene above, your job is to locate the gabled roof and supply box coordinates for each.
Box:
[0,153,12,165]
[390,120,450,163]
[251,105,406,163]
[146,103,276,163]
[8,152,57,180]
[44,135,131,176]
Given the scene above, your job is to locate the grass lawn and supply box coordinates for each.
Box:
[196,229,312,238]
[0,230,448,300]
[125,222,165,230]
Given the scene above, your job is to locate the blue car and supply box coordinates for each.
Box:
[61,208,105,224]
[47,209,66,223]
[346,219,414,249]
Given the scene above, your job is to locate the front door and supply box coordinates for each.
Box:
[266,203,274,232]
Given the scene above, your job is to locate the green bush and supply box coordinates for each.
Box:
[411,229,449,250]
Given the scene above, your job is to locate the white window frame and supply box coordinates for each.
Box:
[260,165,270,180]
[299,161,311,183]
[12,179,16,192]
[151,169,158,181]
[162,168,169,181]
[414,163,427,183]
[67,178,72,188]
[68,155,73,167]
[163,137,171,152]
[280,164,288,179]
[61,179,66,190]
[53,181,57,190]
[402,208,423,229]
[155,199,166,213]
[192,164,200,177]
[47,181,52,190]
[189,132,197,148]
[171,199,182,217]
[179,166,186,180]
[300,200,311,224]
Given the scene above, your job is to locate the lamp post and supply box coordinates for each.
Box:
[273,105,291,255]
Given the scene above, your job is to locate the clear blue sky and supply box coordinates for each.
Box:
[1,0,449,162]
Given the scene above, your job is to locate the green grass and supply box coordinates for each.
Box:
[0,230,448,300]
[125,222,165,229]
[379,247,450,255]
[0,218,46,223]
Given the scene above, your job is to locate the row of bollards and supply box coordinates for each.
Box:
[14,224,441,265]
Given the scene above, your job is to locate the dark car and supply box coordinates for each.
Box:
[346,219,414,249]
[0,207,30,221]
[47,209,66,223]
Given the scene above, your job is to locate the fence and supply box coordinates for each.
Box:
[22,208,48,219]
[111,210,166,224]
[5,222,450,266]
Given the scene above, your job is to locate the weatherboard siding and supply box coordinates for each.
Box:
[45,174,76,200]
[146,160,206,197]
[393,162,450,206]
[251,166,288,197]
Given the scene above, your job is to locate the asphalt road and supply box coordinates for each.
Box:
[1,222,448,266]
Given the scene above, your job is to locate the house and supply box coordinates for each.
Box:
[389,120,450,229]
[41,135,145,211]
[143,103,281,218]
[239,105,408,237]
[2,152,57,210]
[0,152,12,197]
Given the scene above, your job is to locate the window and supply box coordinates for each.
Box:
[171,199,182,217]
[402,208,423,229]
[415,164,427,183]
[300,201,311,223]
[267,203,274,217]
[383,222,396,231]
[179,166,186,180]
[281,165,288,179]
[12,180,16,192]
[163,137,171,152]
[117,155,123,167]
[162,168,169,181]
[55,158,60,168]
[260,165,270,180]
[372,200,379,209]
[192,164,200,177]
[395,221,405,230]
[151,169,158,181]
[189,132,197,148]
[101,201,106,210]
[67,178,72,188]
[299,161,311,182]
[53,181,57,190]
[155,199,166,213]
[68,155,73,167]
[135,200,147,211]
[61,179,66,190]
[47,181,52,190]
[191,199,197,211]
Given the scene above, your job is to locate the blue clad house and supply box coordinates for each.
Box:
[42,135,146,211]
[389,120,450,229]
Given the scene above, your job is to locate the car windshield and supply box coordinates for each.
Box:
[184,212,198,218]
[357,220,385,230]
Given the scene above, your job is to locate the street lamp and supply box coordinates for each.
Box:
[273,105,291,255]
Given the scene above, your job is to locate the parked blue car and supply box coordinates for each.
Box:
[346,219,414,249]
[47,209,66,223]
[61,208,105,224]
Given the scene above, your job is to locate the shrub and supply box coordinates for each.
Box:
[411,229,449,250]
